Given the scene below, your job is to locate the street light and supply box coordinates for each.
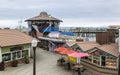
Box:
[118,54,120,75]
[31,38,38,75]
[118,29,120,75]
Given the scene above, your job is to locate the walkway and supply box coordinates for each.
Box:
[0,48,73,75]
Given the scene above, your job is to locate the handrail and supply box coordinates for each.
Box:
[81,59,117,70]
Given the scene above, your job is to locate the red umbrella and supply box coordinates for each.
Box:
[54,46,67,52]
[59,49,75,55]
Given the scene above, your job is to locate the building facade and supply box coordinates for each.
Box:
[66,42,118,75]
[25,12,62,37]
[0,44,31,67]
[25,12,65,51]
[0,29,33,68]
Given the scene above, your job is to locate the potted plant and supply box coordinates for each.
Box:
[24,55,29,64]
[11,59,18,67]
[0,61,5,71]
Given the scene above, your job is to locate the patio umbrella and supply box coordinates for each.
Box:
[55,46,64,52]
[68,52,89,58]
[55,46,68,52]
[68,52,89,64]
[59,49,75,55]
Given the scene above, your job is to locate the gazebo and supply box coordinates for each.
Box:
[25,12,63,37]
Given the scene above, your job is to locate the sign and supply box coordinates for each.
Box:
[68,56,77,63]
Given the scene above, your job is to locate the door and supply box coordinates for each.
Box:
[101,56,106,66]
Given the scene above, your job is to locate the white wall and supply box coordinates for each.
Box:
[29,44,31,57]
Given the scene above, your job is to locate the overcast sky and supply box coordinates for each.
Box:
[0,0,120,28]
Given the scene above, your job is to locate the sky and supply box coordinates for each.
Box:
[0,0,120,28]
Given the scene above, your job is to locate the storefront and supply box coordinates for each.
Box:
[84,47,118,68]
[0,29,33,68]
[66,42,118,68]
[1,44,30,62]
[38,37,65,51]
[0,44,31,67]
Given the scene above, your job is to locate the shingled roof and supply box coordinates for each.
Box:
[66,41,119,57]
[66,42,76,46]
[76,42,100,51]
[97,43,119,57]
[0,30,33,47]
[25,12,63,22]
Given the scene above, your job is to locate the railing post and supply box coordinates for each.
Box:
[92,54,94,63]
[100,56,102,66]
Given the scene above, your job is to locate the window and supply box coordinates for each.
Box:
[106,56,117,67]
[2,50,29,61]
[12,51,22,60]
[10,46,23,51]
[22,50,28,57]
[12,52,17,60]
[93,55,100,65]
[2,53,11,61]
[17,51,21,58]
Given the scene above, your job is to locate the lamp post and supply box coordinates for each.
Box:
[118,55,120,75]
[118,29,120,75]
[31,38,38,75]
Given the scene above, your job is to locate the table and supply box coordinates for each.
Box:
[74,64,83,69]
[73,64,83,75]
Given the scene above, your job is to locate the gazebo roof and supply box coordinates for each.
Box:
[25,12,63,22]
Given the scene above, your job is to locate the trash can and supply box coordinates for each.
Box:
[0,62,5,71]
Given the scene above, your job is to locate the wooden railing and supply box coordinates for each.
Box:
[81,59,117,75]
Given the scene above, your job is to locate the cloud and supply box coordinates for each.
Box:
[0,19,28,28]
[60,18,120,27]
[0,0,120,27]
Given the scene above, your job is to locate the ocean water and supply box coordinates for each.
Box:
[77,33,96,41]
[87,37,96,41]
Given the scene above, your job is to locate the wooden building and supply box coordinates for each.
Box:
[25,12,62,37]
[25,12,64,51]
[96,32,115,45]
[38,37,65,51]
[66,41,118,75]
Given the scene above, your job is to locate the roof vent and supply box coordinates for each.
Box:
[40,12,48,17]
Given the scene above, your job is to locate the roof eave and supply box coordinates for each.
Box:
[0,43,31,48]
[25,19,63,22]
